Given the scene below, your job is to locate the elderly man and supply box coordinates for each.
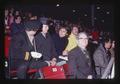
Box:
[68,32,94,79]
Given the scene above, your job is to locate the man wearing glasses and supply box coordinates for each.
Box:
[68,32,94,79]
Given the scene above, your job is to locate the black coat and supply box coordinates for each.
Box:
[9,31,35,69]
[9,31,49,70]
[35,32,57,61]
[51,33,68,58]
[68,46,93,79]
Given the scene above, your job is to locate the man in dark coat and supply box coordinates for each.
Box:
[9,20,54,79]
[68,32,94,79]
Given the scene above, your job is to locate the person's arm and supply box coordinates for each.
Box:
[49,35,58,60]
[93,50,107,68]
[68,52,78,78]
[10,34,31,61]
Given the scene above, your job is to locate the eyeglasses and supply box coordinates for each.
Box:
[78,38,88,40]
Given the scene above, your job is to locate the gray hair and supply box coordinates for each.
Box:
[76,32,89,40]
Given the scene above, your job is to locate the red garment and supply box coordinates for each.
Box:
[91,31,99,41]
[41,66,66,79]
[5,35,11,59]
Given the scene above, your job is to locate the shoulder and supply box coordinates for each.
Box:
[95,44,105,53]
[93,44,105,56]
[12,31,25,38]
[35,32,42,38]
[51,33,59,39]
[11,32,26,43]
[69,46,80,55]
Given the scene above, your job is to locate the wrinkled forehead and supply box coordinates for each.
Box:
[79,33,88,38]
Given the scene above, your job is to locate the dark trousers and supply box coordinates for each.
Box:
[17,60,48,79]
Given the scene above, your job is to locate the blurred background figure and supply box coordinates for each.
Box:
[10,15,24,36]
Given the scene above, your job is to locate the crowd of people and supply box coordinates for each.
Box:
[5,7,115,79]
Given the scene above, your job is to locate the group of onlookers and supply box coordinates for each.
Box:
[5,7,115,79]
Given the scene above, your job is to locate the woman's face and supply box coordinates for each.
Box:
[111,41,115,48]
[59,28,67,37]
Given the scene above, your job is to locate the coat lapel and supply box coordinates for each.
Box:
[24,32,34,52]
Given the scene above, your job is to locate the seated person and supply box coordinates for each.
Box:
[68,32,94,79]
[35,19,58,65]
[51,25,68,65]
[63,25,79,55]
[9,20,56,79]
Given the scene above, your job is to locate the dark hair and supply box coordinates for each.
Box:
[69,24,79,34]
[41,19,50,26]
[58,25,68,32]
[14,15,21,20]
[102,35,112,44]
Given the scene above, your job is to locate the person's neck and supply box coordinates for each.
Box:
[41,32,47,37]
[27,35,34,45]
[71,33,78,37]
[78,45,86,50]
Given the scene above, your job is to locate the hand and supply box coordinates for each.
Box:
[87,75,92,79]
[50,60,56,66]
[31,51,42,58]
[52,58,57,62]
[62,50,68,56]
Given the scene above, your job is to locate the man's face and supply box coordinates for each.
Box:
[42,24,49,33]
[105,40,112,49]
[72,27,79,36]
[78,33,88,49]
[59,28,67,37]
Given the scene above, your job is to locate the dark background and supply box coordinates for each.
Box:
[4,0,114,32]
